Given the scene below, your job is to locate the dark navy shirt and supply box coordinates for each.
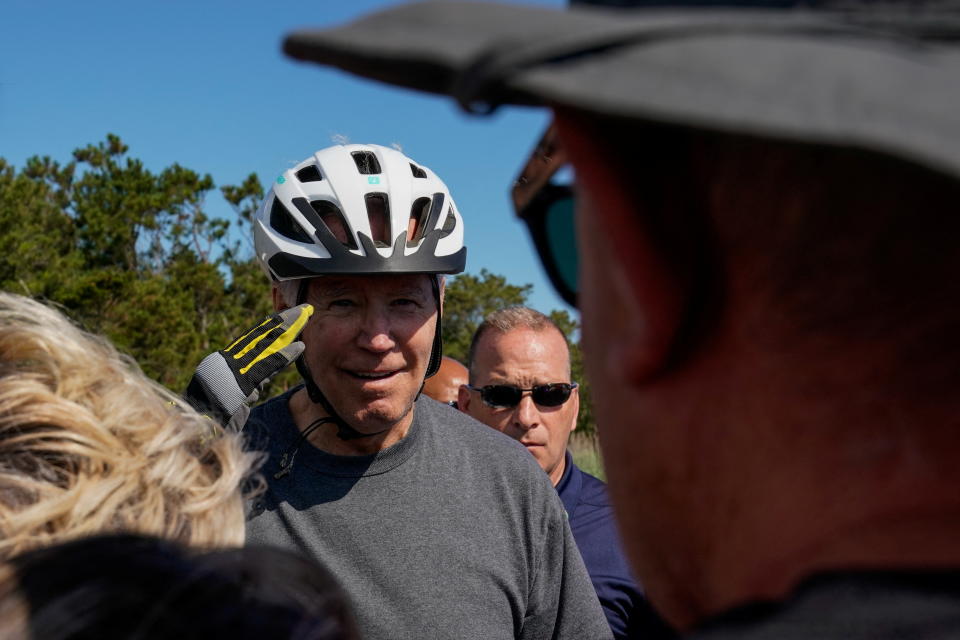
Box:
[556,451,676,639]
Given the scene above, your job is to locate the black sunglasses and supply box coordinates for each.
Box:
[467,383,578,410]
[512,125,578,308]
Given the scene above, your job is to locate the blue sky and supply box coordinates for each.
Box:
[0,0,571,317]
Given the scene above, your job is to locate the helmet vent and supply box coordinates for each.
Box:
[295,165,323,183]
[351,151,381,175]
[410,163,427,179]
[365,194,392,248]
[439,207,457,238]
[270,198,313,243]
[310,200,358,250]
[406,197,431,246]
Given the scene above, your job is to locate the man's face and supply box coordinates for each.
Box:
[289,274,437,433]
[460,327,579,485]
[557,113,703,625]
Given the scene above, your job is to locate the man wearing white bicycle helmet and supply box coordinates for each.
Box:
[243,144,610,640]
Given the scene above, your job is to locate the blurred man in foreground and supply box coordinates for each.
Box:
[462,306,671,639]
[283,3,960,637]
[421,355,468,408]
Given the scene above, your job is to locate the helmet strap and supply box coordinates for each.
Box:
[414,275,444,400]
[425,275,444,379]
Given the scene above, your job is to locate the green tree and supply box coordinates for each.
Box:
[0,137,594,430]
[0,135,272,390]
[220,173,303,397]
[441,269,532,362]
[548,310,595,438]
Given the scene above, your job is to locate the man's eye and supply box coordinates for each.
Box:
[392,298,418,307]
[329,299,355,308]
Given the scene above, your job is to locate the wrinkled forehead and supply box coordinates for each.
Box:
[308,273,439,298]
[475,326,572,378]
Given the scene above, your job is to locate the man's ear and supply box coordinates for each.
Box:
[271,285,289,312]
[457,384,471,414]
[569,386,580,433]
[554,110,687,385]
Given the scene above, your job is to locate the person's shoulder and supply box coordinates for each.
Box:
[418,395,508,440]
[243,387,298,450]
[688,571,960,640]
[248,389,294,423]
[573,464,614,509]
[417,396,548,474]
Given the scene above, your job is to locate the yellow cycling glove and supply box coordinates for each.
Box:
[185,304,313,430]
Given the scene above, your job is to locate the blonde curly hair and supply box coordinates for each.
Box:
[0,293,259,558]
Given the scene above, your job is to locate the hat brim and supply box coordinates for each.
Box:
[284,1,960,178]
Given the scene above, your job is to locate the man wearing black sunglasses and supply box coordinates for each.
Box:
[460,307,671,640]
[284,2,960,639]
[460,308,580,487]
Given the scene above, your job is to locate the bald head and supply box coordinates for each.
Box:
[422,356,469,407]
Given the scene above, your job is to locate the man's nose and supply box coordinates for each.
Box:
[512,394,540,432]
[356,308,396,352]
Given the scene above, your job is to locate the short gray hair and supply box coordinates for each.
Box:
[467,306,570,383]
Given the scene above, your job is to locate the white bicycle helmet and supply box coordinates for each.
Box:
[254,144,466,280]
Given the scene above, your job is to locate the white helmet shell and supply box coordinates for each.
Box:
[254,144,466,281]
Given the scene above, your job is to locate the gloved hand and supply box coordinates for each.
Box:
[185,304,313,431]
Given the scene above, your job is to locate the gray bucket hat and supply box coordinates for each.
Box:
[283,1,960,179]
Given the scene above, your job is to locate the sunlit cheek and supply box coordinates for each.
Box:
[307,319,343,344]
[494,413,515,434]
[405,313,438,356]
[474,406,509,433]
[303,318,353,371]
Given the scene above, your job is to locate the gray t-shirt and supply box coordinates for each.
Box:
[245,390,611,640]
